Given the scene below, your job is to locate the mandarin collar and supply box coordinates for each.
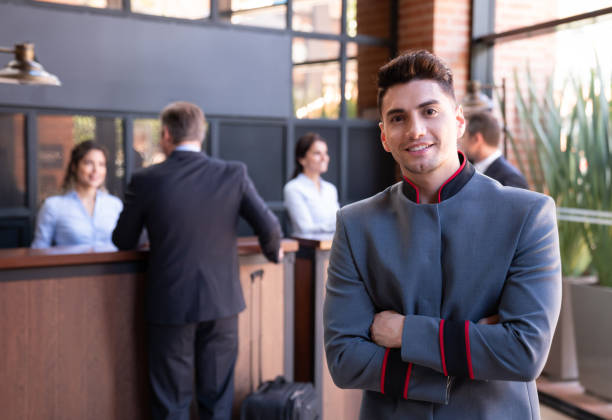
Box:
[401,151,475,204]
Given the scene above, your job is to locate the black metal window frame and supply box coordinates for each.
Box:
[0,0,398,245]
[469,1,612,91]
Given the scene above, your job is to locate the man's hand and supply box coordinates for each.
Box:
[478,314,500,325]
[370,310,405,348]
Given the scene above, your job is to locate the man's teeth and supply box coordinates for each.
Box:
[408,144,431,151]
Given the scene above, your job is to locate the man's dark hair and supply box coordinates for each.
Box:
[161,101,206,145]
[292,132,326,179]
[377,50,455,116]
[466,111,501,147]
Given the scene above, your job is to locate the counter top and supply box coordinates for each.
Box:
[291,234,334,251]
[0,237,298,270]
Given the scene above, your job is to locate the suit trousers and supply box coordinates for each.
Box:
[148,316,238,420]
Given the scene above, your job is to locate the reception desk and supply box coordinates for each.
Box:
[0,238,297,420]
[293,235,362,420]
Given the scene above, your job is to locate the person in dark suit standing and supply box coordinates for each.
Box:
[112,102,282,420]
[461,111,529,189]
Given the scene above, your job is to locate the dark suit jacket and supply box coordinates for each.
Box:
[484,155,529,189]
[112,151,282,324]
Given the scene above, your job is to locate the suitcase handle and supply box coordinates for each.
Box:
[249,268,265,392]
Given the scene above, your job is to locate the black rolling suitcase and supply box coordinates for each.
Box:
[240,270,320,420]
[240,376,318,420]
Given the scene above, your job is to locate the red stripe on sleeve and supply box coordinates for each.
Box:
[439,319,448,376]
[380,348,390,393]
[465,320,474,379]
[402,363,413,399]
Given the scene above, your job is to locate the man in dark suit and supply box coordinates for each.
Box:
[112,102,282,420]
[461,111,528,189]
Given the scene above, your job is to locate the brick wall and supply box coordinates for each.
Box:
[356,0,392,118]
[396,0,470,99]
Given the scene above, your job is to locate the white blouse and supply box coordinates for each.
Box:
[283,173,339,235]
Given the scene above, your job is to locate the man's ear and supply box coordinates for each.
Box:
[456,105,466,138]
[379,122,391,152]
[473,132,485,146]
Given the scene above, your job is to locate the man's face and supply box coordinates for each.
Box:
[379,80,465,180]
[459,131,477,162]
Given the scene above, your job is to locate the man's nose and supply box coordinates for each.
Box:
[405,117,426,139]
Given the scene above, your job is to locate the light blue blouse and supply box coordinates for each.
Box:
[31,190,123,249]
[283,173,339,235]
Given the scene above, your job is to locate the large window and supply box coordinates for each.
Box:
[291,0,391,120]
[479,3,612,177]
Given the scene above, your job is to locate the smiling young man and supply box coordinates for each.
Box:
[323,50,561,419]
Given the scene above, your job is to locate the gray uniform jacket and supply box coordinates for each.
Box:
[323,156,561,419]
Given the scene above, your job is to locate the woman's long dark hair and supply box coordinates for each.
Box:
[61,140,108,192]
[292,132,325,179]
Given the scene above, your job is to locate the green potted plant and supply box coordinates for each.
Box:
[509,69,593,381]
[564,68,612,400]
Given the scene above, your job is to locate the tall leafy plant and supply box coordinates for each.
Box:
[508,70,591,277]
[569,68,612,287]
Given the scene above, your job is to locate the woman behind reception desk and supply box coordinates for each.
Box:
[31,140,123,248]
[284,132,339,235]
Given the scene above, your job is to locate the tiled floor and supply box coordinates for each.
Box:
[538,377,612,420]
[541,405,574,420]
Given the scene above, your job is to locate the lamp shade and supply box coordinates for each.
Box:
[461,80,492,116]
[0,43,61,86]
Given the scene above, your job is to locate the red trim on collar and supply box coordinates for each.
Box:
[436,150,467,203]
[402,176,420,204]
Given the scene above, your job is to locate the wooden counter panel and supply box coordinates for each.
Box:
[0,272,149,420]
[0,238,298,270]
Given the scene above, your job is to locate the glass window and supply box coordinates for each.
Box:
[293,62,341,119]
[495,0,611,33]
[0,114,26,208]
[35,0,122,9]
[293,38,340,63]
[37,115,124,204]
[293,38,341,119]
[347,0,391,38]
[492,14,612,181]
[133,118,164,169]
[220,0,287,29]
[292,0,341,34]
[131,0,210,19]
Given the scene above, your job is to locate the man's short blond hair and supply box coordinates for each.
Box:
[161,101,206,144]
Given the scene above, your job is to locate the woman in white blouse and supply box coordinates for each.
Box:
[284,132,340,235]
[31,140,123,248]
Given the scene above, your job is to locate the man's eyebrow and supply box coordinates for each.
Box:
[418,99,440,108]
[385,108,404,117]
